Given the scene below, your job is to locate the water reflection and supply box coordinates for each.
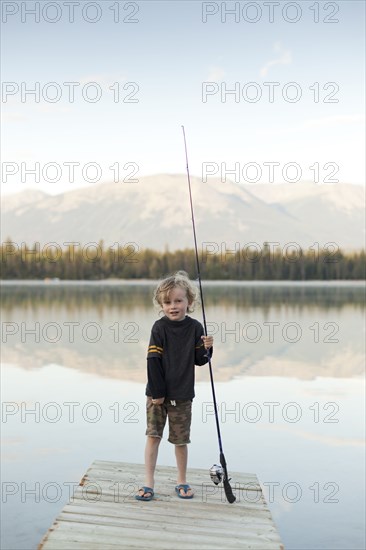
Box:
[1,280,364,312]
[1,282,364,381]
[1,282,365,550]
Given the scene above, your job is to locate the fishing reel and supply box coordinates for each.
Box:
[209,464,225,485]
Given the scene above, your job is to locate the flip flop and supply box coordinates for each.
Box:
[135,486,154,501]
[175,484,193,499]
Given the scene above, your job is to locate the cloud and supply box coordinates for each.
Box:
[260,41,292,77]
[304,114,365,128]
[1,111,27,122]
[78,73,127,86]
[206,65,225,82]
[257,113,364,139]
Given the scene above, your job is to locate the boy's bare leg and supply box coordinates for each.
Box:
[138,436,160,497]
[175,444,193,497]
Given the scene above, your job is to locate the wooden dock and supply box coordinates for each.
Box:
[38,460,284,549]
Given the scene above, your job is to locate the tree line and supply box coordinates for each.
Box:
[1,239,365,280]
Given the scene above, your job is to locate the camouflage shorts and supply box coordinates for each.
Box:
[145,397,192,445]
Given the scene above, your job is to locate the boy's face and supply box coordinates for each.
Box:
[161,286,191,321]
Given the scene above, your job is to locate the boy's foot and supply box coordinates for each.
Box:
[135,486,154,501]
[175,484,194,499]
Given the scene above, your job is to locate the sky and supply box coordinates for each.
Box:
[1,0,365,195]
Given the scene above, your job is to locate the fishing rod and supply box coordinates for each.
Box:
[181,125,236,504]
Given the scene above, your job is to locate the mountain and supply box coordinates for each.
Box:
[1,176,365,251]
[2,189,49,214]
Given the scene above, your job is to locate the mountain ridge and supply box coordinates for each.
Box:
[2,175,365,251]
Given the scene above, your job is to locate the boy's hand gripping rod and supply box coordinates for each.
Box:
[181,125,236,504]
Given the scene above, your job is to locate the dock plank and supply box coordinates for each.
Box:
[38,460,284,550]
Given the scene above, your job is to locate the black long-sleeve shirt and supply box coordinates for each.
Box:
[145,315,211,400]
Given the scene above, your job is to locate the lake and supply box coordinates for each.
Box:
[1,281,365,550]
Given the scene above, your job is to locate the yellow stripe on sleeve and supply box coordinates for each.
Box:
[148,345,163,355]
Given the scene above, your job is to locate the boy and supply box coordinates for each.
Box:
[136,271,213,501]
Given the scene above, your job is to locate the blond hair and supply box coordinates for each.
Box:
[153,270,199,313]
